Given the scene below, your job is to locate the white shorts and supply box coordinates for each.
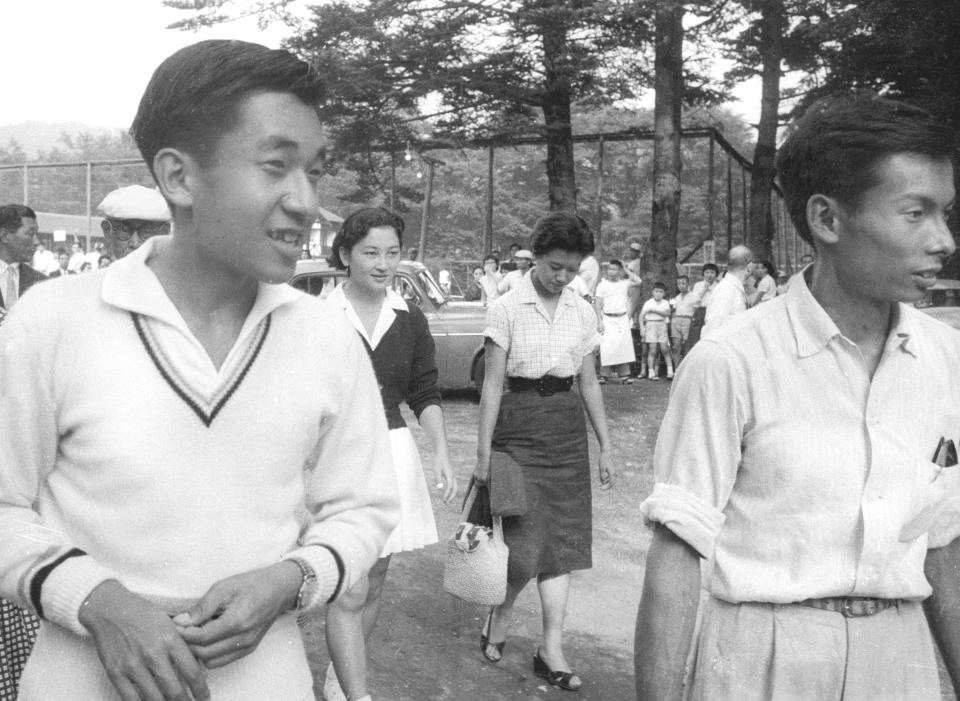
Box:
[643,320,669,344]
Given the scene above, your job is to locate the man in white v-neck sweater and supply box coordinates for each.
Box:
[0,41,398,701]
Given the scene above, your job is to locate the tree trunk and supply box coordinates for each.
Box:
[541,21,577,212]
[746,0,784,263]
[646,0,683,294]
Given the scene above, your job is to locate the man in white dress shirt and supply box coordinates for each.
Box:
[636,93,960,701]
[701,245,752,338]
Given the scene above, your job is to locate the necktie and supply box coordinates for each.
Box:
[6,264,18,309]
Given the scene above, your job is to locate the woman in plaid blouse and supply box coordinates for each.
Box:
[473,212,612,692]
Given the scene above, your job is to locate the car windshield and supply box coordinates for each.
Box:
[417,269,447,307]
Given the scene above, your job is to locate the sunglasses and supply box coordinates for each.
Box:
[103,219,169,242]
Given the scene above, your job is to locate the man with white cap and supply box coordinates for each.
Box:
[97,184,171,261]
[497,249,533,293]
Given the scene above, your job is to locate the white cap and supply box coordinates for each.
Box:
[629,242,642,251]
[97,185,171,221]
[515,249,533,260]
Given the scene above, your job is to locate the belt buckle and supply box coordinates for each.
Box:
[536,379,553,397]
[840,597,879,618]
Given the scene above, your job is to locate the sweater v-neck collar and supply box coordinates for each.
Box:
[101,238,301,426]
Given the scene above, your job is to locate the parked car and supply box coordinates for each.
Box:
[289,259,488,392]
[916,278,960,331]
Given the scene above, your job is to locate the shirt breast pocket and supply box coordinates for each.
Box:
[900,457,958,542]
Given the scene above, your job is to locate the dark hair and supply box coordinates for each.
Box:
[702,263,719,274]
[529,212,595,257]
[329,207,404,269]
[606,259,624,268]
[652,281,666,291]
[130,40,323,179]
[483,254,499,266]
[755,259,774,276]
[677,274,689,282]
[0,204,36,233]
[509,243,520,252]
[777,94,956,247]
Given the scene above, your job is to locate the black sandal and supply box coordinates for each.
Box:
[533,649,582,691]
[480,607,505,662]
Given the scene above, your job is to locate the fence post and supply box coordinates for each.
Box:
[86,161,93,250]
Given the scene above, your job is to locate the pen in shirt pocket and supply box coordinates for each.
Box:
[932,436,958,480]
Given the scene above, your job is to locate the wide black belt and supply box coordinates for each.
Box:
[507,375,573,397]
[797,596,900,618]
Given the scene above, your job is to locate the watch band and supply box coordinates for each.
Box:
[284,556,317,612]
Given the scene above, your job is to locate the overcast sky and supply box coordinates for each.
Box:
[5,0,761,130]
[6,0,293,129]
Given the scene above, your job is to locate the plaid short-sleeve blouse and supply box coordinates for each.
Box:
[484,274,600,378]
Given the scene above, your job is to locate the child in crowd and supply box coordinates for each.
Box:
[639,282,674,380]
[669,275,696,368]
[594,259,642,383]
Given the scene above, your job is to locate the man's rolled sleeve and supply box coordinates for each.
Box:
[640,483,726,559]
[638,340,745,558]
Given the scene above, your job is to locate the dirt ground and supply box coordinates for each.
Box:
[299,381,670,701]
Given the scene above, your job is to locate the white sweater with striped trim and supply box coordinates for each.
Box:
[0,240,398,641]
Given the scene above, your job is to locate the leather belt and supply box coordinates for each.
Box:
[507,375,573,397]
[673,315,693,319]
[603,312,627,317]
[797,596,900,618]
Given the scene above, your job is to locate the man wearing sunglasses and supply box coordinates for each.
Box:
[96,184,171,260]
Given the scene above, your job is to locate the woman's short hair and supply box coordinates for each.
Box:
[328,207,404,269]
[529,212,595,258]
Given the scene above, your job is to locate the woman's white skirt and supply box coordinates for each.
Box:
[599,314,636,366]
[381,427,439,557]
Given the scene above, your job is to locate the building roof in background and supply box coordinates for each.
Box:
[35,211,104,239]
[319,205,343,223]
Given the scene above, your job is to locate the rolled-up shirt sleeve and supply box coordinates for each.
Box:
[639,340,746,559]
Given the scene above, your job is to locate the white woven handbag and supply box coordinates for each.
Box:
[442,482,508,605]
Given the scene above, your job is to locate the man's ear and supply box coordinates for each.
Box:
[806,194,841,246]
[152,148,195,210]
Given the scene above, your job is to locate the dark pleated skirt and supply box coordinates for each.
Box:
[491,388,592,585]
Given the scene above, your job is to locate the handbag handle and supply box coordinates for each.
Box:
[460,476,478,516]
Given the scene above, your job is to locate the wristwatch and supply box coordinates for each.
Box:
[285,556,318,612]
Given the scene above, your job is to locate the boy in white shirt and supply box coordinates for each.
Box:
[638,282,674,380]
